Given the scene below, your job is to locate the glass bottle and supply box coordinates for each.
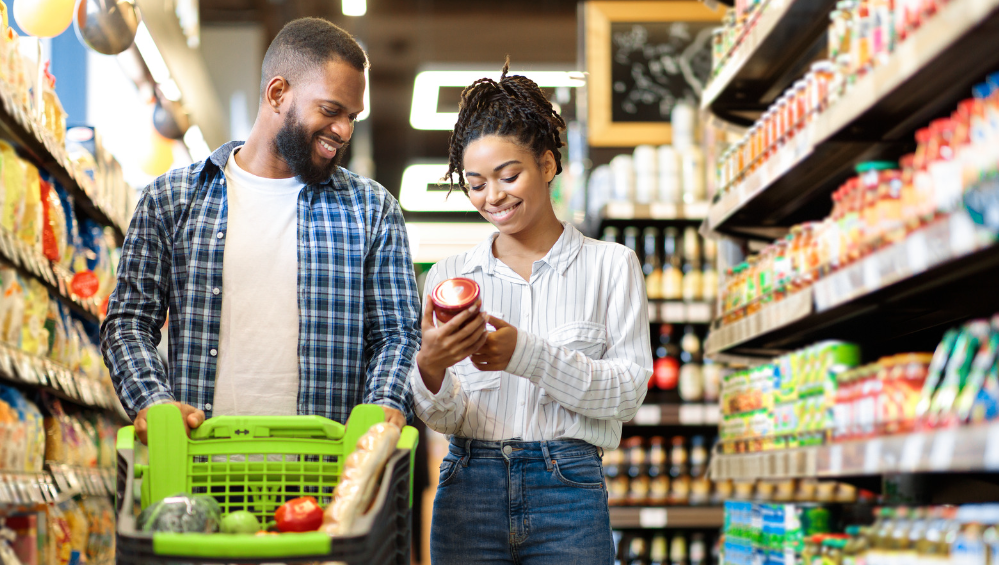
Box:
[603,226,620,244]
[668,436,690,505]
[671,534,689,565]
[689,436,711,505]
[648,436,670,506]
[626,437,649,506]
[662,228,683,300]
[624,226,640,255]
[629,536,649,565]
[702,238,719,303]
[654,324,681,390]
[682,227,703,302]
[644,227,663,300]
[690,534,706,565]
[651,535,668,565]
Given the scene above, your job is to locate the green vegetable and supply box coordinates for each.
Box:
[137,493,221,533]
[220,511,261,534]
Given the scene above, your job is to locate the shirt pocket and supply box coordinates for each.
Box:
[456,370,502,394]
[538,321,608,404]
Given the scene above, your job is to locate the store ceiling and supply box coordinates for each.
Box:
[199,0,580,208]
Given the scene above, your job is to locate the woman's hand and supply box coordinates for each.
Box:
[471,315,518,372]
[416,298,489,393]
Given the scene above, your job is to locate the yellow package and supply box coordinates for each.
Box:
[20,278,50,356]
[19,160,41,252]
[0,267,24,344]
[0,141,22,233]
[46,502,73,565]
[59,500,90,560]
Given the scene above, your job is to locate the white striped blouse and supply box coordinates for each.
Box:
[409,223,653,450]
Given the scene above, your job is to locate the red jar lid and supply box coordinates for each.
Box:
[431,278,480,311]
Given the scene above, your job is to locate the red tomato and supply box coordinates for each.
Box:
[274,497,323,532]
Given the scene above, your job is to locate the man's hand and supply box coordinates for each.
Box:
[470,316,518,372]
[381,406,406,429]
[134,401,205,445]
[415,298,488,393]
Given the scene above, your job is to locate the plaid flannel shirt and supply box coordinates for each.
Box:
[101,141,421,423]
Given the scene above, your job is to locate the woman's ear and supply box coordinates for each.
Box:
[542,150,557,184]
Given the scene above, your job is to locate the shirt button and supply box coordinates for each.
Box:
[204,403,212,410]
[210,348,218,356]
[217,232,224,239]
[502,445,513,456]
[212,287,220,295]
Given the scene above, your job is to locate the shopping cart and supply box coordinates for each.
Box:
[114,403,417,564]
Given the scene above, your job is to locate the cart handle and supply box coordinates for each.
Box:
[190,415,346,440]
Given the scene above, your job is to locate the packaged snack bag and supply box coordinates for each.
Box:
[39,175,67,263]
[0,142,23,234]
[0,267,24,344]
[20,279,50,357]
[18,161,41,253]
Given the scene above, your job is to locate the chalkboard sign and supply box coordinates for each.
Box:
[610,21,715,123]
[586,2,722,147]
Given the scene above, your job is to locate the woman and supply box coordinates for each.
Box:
[410,61,653,565]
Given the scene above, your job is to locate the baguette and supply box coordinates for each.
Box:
[322,422,401,536]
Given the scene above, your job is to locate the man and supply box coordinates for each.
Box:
[101,18,420,443]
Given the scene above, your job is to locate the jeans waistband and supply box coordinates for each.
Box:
[448,437,602,460]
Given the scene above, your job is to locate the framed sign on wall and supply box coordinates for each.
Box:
[585,1,723,147]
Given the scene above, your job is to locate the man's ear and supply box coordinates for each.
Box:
[264,76,290,113]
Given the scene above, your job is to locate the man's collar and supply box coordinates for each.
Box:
[205,140,344,189]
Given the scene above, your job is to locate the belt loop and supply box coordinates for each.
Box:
[541,441,553,472]
[462,438,472,467]
[598,447,604,458]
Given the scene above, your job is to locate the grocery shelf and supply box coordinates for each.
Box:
[600,201,710,222]
[711,422,999,480]
[0,467,114,505]
[0,85,127,241]
[702,0,838,122]
[0,341,119,415]
[609,506,725,529]
[648,301,715,325]
[705,0,999,238]
[628,403,721,427]
[0,228,103,324]
[705,212,999,357]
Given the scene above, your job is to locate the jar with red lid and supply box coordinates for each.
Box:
[431,278,481,325]
[793,79,808,131]
[810,61,835,114]
[783,93,797,142]
[898,154,919,233]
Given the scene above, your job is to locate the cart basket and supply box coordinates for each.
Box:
[115,403,418,564]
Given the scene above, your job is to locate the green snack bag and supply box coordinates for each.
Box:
[914,328,961,422]
[928,321,992,425]
[956,327,999,424]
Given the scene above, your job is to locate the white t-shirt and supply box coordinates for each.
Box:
[212,148,304,416]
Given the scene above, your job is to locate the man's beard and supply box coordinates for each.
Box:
[273,104,348,185]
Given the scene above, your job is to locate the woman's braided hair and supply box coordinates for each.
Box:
[445,57,567,195]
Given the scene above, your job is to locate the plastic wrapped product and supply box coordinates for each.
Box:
[322,422,401,536]
[137,493,222,534]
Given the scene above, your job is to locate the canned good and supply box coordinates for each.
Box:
[431,278,480,324]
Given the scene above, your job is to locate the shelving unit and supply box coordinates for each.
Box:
[0,87,128,241]
[648,301,714,325]
[702,0,838,124]
[705,211,999,356]
[0,340,119,415]
[711,421,999,480]
[705,0,999,239]
[628,403,721,427]
[0,467,115,506]
[600,202,710,222]
[609,506,725,529]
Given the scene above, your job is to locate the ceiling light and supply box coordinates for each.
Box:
[133,23,172,86]
[343,0,366,16]
[410,70,585,130]
[400,163,476,213]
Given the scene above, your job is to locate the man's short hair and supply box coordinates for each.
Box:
[260,17,368,97]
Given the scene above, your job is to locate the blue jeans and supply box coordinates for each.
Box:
[430,438,614,565]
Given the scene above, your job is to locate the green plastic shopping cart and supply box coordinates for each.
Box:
[114,403,418,564]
